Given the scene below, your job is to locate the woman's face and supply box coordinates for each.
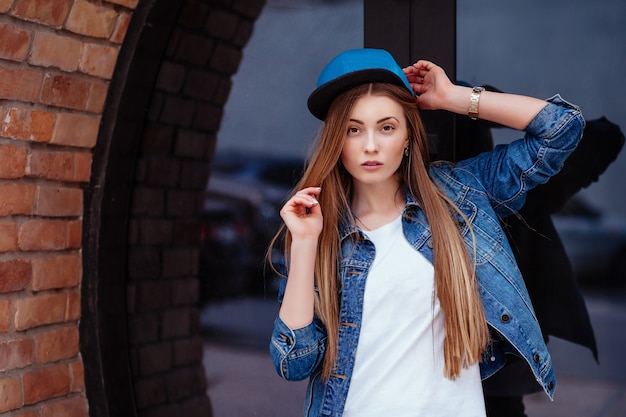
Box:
[340,94,409,189]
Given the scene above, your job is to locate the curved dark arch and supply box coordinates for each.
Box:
[81,1,185,416]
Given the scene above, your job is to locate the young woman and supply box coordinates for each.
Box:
[268,48,584,417]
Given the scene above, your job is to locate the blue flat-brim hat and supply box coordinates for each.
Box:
[307,48,414,121]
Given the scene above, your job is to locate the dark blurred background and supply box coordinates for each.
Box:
[200,1,626,416]
[203,0,626,301]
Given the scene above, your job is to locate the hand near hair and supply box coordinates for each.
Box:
[280,187,323,240]
[404,60,548,130]
[278,186,322,329]
[403,60,455,111]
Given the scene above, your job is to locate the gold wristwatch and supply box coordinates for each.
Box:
[468,86,485,120]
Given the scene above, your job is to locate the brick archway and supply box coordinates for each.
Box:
[0,0,265,416]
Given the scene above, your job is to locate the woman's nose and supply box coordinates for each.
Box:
[364,132,378,152]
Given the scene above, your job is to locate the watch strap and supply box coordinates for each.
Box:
[468,86,485,120]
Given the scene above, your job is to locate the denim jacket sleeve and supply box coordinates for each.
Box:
[454,94,585,217]
[269,278,327,381]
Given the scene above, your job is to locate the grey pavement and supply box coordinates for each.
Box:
[201,287,626,417]
[524,289,626,417]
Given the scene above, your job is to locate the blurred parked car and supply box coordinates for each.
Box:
[199,191,257,300]
[199,152,304,301]
[552,196,626,286]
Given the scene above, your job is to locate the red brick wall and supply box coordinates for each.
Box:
[125,2,264,415]
[0,0,265,415]
[0,0,131,414]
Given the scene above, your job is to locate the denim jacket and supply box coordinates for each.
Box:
[270,95,585,417]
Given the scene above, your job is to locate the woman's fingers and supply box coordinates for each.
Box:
[280,187,324,238]
[403,60,437,95]
[283,187,320,213]
[281,187,322,221]
[295,187,321,206]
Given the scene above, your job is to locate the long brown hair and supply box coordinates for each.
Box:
[270,83,489,380]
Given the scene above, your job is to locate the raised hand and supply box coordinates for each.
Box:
[280,186,323,240]
[403,60,454,111]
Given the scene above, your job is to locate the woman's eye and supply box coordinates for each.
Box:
[382,124,395,132]
[347,126,359,135]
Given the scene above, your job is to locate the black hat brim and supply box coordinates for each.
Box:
[307,69,410,121]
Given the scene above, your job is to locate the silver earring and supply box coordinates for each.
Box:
[404,147,409,157]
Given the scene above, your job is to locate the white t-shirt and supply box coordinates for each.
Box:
[342,215,486,417]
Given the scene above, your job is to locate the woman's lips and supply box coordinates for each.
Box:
[361,160,383,170]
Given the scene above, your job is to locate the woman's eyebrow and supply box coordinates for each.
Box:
[348,116,400,124]
[377,116,400,124]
